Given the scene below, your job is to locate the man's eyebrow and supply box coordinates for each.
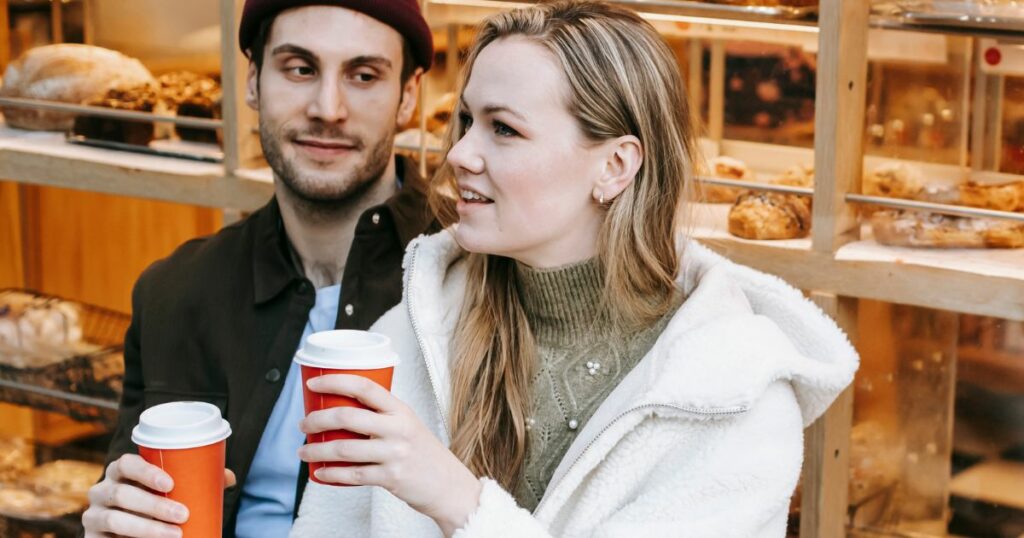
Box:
[459,97,527,122]
[270,43,318,61]
[345,55,393,70]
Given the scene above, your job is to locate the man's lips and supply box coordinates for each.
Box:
[292,138,358,159]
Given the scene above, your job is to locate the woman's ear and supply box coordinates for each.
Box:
[593,135,643,204]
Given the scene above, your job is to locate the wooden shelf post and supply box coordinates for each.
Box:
[801,0,870,535]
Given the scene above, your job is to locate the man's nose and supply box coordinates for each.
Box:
[307,77,349,123]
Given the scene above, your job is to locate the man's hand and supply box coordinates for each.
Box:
[82,454,236,537]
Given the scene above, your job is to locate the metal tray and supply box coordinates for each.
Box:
[465,0,819,20]
[612,0,819,20]
[891,1,1024,34]
[66,134,224,163]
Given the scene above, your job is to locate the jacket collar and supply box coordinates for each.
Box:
[252,155,432,305]
[402,229,858,428]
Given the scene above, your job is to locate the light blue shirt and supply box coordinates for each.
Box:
[235,284,341,538]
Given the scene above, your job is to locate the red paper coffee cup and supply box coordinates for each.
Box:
[132,401,231,537]
[294,330,398,486]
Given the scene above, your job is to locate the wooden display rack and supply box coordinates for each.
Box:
[1,0,1023,536]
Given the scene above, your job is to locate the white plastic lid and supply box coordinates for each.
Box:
[294,330,399,370]
[132,401,232,450]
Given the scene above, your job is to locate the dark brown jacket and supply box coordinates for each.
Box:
[105,156,434,535]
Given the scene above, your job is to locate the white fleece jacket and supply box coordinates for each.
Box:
[290,230,859,538]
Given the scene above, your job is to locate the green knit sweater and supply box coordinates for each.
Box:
[511,258,674,511]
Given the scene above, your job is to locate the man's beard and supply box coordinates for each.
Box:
[260,116,395,221]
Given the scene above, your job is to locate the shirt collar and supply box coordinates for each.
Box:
[251,155,434,305]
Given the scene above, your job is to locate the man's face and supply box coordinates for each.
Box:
[246,6,417,204]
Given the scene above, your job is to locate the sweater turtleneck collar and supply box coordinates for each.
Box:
[515,258,609,345]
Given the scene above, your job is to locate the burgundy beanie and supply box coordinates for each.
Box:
[239,0,433,71]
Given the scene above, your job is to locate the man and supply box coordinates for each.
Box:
[82,1,434,536]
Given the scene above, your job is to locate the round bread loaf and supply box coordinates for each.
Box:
[0,44,155,131]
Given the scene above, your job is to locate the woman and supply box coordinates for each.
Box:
[291,2,857,536]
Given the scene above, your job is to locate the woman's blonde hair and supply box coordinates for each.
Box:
[430,0,698,489]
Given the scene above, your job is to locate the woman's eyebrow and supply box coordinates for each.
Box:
[459,97,527,121]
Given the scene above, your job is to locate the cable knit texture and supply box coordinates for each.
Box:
[289,229,859,538]
[512,259,674,510]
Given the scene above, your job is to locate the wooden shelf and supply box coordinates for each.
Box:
[697,235,1024,322]
[0,126,273,211]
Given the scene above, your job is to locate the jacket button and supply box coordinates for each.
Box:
[298,281,311,294]
[265,368,282,383]
[371,212,381,225]
[344,304,354,316]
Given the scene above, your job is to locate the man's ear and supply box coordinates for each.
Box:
[396,68,424,127]
[593,135,643,203]
[245,60,259,111]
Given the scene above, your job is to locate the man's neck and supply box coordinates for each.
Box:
[276,158,399,289]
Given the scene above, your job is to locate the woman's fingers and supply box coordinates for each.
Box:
[305,374,402,413]
[300,405,390,437]
[298,439,398,464]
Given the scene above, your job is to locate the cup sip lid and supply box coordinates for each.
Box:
[132,401,232,450]
[294,330,399,370]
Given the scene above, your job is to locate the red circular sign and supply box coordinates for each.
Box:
[985,47,1002,66]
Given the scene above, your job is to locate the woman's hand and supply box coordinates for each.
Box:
[298,374,482,536]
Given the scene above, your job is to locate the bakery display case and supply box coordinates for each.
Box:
[0,0,272,211]
[1,0,1023,536]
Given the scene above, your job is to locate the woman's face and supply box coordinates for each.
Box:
[447,37,609,268]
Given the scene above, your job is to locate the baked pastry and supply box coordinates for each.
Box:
[863,163,924,200]
[712,0,817,6]
[0,291,88,370]
[72,85,161,146]
[23,460,103,502]
[848,421,900,508]
[728,192,812,240]
[871,210,1024,249]
[0,437,34,484]
[0,44,154,131]
[771,164,814,188]
[157,72,222,144]
[959,180,1024,213]
[702,156,755,204]
[426,92,457,136]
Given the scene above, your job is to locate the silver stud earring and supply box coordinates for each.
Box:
[599,192,605,205]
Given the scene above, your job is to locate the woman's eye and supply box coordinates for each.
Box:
[458,112,473,134]
[493,121,519,138]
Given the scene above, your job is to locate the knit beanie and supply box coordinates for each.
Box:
[239,0,433,71]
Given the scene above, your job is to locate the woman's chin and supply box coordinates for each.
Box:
[453,228,503,257]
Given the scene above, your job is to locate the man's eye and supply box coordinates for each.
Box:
[287,65,315,77]
[493,121,519,138]
[353,72,378,83]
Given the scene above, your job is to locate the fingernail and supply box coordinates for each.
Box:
[156,476,173,491]
[173,505,189,522]
[306,378,318,389]
[164,527,182,538]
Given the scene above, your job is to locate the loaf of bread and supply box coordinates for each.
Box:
[0,44,155,131]
[72,85,161,146]
[728,192,812,240]
[871,210,1024,249]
